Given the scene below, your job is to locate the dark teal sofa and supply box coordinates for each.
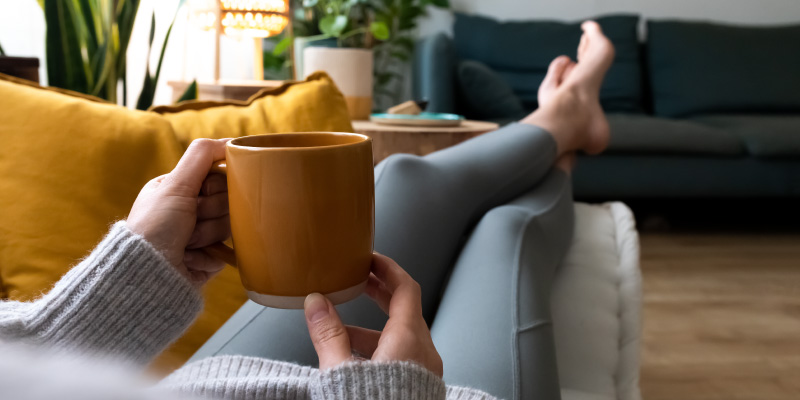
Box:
[413,14,800,198]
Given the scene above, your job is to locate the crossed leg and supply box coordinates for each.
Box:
[188,23,614,395]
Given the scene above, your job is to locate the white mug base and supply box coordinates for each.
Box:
[247,280,368,309]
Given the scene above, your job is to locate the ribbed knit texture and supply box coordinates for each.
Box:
[0,222,497,400]
[313,361,447,399]
[0,221,202,365]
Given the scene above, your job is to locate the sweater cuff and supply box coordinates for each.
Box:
[313,361,446,400]
[24,221,202,364]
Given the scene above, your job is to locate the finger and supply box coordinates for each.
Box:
[370,254,410,292]
[165,139,229,195]
[182,249,226,285]
[365,274,391,314]
[197,192,229,220]
[345,325,381,359]
[371,254,423,321]
[305,293,351,370]
[183,249,226,272]
[201,173,228,196]
[187,215,231,249]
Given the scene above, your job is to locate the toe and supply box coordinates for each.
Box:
[581,20,602,34]
[544,56,571,85]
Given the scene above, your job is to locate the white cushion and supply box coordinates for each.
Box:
[553,202,642,400]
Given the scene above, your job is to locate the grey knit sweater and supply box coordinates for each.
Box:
[0,222,496,400]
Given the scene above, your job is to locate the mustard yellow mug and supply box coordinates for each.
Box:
[204,132,374,309]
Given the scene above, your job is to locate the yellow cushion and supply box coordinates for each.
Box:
[151,72,354,148]
[0,74,184,301]
[0,72,353,374]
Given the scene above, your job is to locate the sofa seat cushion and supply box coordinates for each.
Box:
[607,114,744,156]
[691,115,800,158]
[453,13,642,113]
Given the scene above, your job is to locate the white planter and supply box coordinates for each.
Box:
[303,47,373,120]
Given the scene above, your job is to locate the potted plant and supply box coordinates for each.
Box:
[35,0,196,109]
[274,0,448,119]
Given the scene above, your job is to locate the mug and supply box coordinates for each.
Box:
[204,132,375,309]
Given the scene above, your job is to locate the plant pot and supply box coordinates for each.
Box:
[293,37,337,81]
[0,57,40,83]
[303,47,373,121]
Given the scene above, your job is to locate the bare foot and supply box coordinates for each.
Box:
[561,21,614,154]
[523,21,613,155]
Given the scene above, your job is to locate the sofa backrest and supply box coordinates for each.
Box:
[646,20,800,118]
[452,13,643,114]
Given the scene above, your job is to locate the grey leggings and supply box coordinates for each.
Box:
[190,123,574,400]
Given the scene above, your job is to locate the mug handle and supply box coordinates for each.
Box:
[201,160,238,267]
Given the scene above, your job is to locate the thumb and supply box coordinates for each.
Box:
[304,293,351,370]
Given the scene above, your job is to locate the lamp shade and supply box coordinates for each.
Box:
[191,0,289,38]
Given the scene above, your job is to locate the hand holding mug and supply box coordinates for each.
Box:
[304,254,444,377]
[127,138,232,287]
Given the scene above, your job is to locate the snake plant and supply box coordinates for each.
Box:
[38,0,194,109]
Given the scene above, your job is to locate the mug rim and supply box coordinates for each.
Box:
[228,132,371,151]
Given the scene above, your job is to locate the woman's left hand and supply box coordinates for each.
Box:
[127,138,232,287]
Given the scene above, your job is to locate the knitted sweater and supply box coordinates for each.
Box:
[0,222,496,400]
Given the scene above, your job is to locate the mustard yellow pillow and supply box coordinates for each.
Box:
[0,72,354,373]
[151,71,354,148]
[0,74,184,300]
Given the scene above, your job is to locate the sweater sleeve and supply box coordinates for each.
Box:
[311,361,499,400]
[0,221,203,365]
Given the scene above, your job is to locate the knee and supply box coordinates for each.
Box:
[477,206,536,237]
[375,153,433,185]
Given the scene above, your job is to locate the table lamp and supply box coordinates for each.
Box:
[190,0,291,81]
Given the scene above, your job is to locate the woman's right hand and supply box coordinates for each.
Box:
[303,254,443,377]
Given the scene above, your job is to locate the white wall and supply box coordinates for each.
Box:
[418,0,800,37]
[0,0,256,107]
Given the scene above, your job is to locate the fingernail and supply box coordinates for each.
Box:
[304,293,329,322]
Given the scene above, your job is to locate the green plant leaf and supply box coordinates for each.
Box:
[153,13,177,90]
[421,0,449,7]
[393,36,414,51]
[43,0,88,93]
[376,71,393,85]
[136,6,180,110]
[176,80,198,103]
[63,0,96,91]
[390,50,409,61]
[115,0,142,80]
[135,73,155,110]
[370,21,390,40]
[319,15,348,37]
[263,51,285,71]
[148,12,156,47]
[273,35,293,56]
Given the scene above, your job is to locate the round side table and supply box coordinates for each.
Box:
[352,120,500,165]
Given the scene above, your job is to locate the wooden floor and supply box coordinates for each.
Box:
[639,232,800,400]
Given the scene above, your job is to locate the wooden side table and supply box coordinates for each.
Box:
[352,120,500,164]
[167,80,285,103]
